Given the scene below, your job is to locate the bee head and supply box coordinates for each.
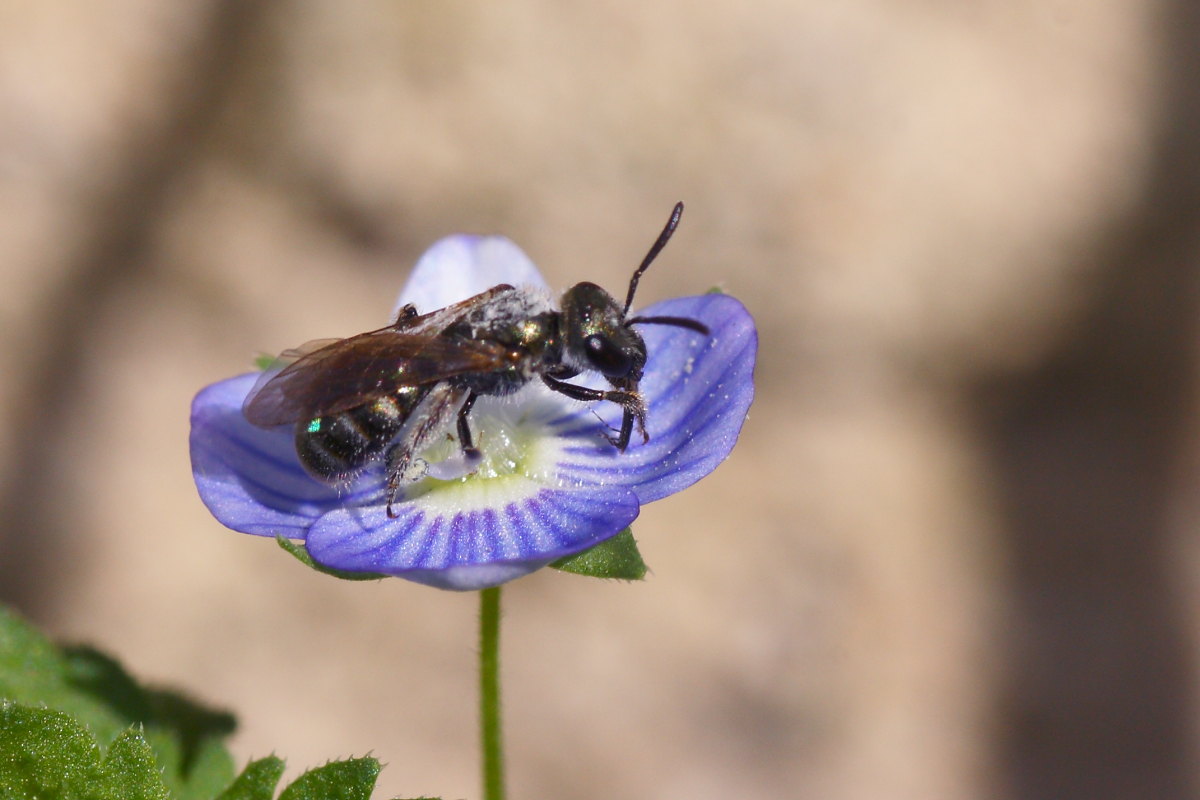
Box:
[559,282,647,386]
[556,203,709,388]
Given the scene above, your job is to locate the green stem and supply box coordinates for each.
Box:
[479,586,505,800]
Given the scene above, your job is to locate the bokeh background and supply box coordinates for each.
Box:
[1,2,1198,798]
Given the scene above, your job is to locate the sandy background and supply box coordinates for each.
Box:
[1,2,1198,799]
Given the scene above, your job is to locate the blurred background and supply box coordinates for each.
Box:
[1,1,1198,798]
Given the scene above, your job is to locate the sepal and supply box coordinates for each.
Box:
[550,528,648,581]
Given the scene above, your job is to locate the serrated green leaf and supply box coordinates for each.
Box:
[549,528,647,580]
[100,728,171,800]
[0,607,237,799]
[216,756,287,800]
[61,646,235,800]
[0,702,101,800]
[0,703,169,800]
[278,757,380,800]
[276,535,387,581]
[0,609,422,800]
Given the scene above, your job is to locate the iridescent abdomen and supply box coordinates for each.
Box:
[295,386,430,482]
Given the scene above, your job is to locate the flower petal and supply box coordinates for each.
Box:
[394,235,550,316]
[189,374,379,537]
[553,293,757,500]
[305,482,640,590]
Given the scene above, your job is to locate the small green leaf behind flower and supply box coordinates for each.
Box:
[550,528,648,581]
[253,354,281,371]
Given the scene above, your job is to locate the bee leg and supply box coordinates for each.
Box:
[385,467,403,518]
[381,385,480,503]
[384,443,426,518]
[610,405,649,451]
[385,474,401,518]
[540,375,648,451]
[456,392,482,461]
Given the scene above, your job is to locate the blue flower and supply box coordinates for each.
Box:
[190,235,757,590]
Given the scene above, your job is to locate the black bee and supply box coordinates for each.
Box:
[243,202,708,516]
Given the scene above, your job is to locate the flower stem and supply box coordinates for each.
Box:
[479,586,505,800]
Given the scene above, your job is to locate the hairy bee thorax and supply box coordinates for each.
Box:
[445,289,562,397]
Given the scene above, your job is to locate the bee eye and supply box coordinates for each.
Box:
[584,334,633,378]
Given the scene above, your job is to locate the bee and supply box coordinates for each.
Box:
[243,202,708,517]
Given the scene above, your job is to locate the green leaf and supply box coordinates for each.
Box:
[0,608,432,800]
[0,702,101,800]
[275,535,388,581]
[549,528,648,581]
[101,727,172,800]
[278,757,380,800]
[0,702,170,800]
[0,607,236,799]
[215,756,286,800]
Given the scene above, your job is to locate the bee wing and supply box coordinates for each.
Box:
[242,328,514,426]
[242,337,339,424]
[259,338,343,372]
[393,284,518,335]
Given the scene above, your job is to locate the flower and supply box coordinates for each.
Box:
[190,234,757,590]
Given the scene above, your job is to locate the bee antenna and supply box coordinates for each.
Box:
[623,201,684,315]
[627,315,710,336]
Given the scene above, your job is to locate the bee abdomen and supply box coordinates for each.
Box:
[295,390,424,481]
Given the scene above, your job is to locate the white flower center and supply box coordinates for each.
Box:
[401,386,573,510]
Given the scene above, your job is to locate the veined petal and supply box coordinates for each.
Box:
[394,235,551,316]
[306,482,640,591]
[300,384,641,590]
[189,374,378,537]
[553,293,757,500]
